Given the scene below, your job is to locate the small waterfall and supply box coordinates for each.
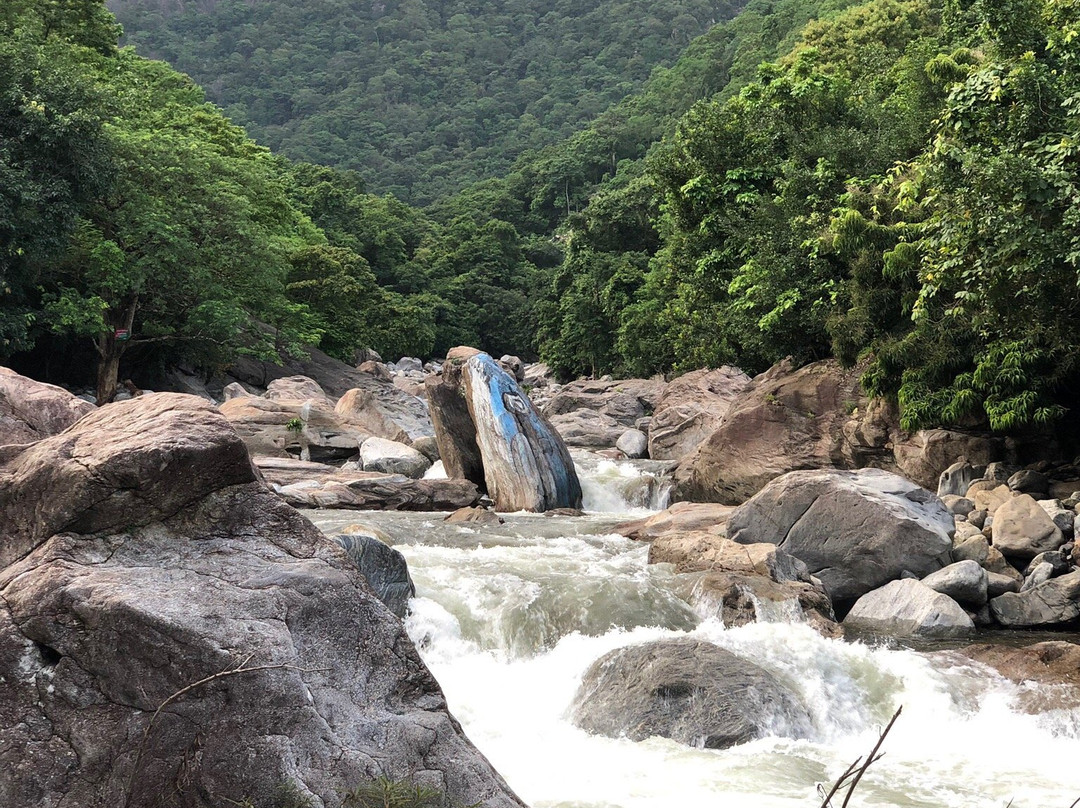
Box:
[574,453,674,513]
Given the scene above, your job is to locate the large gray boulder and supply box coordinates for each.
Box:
[844,579,974,637]
[542,378,663,427]
[0,394,522,808]
[921,560,988,608]
[547,409,625,449]
[360,436,431,478]
[616,428,649,459]
[937,461,986,498]
[571,638,811,749]
[647,366,751,462]
[0,367,94,446]
[990,571,1080,627]
[727,468,954,605]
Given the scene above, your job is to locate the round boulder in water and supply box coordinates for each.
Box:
[571,638,811,749]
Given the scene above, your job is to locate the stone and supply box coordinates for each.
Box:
[844,579,974,637]
[1037,499,1075,535]
[992,494,1065,559]
[649,531,811,582]
[395,356,424,374]
[220,395,370,463]
[570,639,811,749]
[1008,469,1050,496]
[969,508,987,529]
[1023,551,1072,579]
[334,388,411,444]
[953,521,984,541]
[543,378,663,427]
[358,360,392,382]
[647,366,751,462]
[360,437,431,479]
[952,534,989,566]
[222,381,251,400]
[548,409,626,449]
[952,642,1080,713]
[968,483,1013,515]
[990,571,1080,627]
[462,353,582,512]
[983,545,1024,585]
[1021,562,1055,592]
[942,495,975,515]
[263,374,334,407]
[692,571,839,637]
[937,461,986,498]
[0,367,94,446]
[411,434,441,462]
[498,355,526,382]
[333,533,416,618]
[727,468,954,605]
[444,506,504,525]
[615,502,736,542]
[425,354,486,492]
[0,393,522,808]
[892,430,1000,492]
[616,428,649,458]
[921,560,988,607]
[275,476,481,511]
[673,359,896,504]
[984,461,1018,482]
[986,571,1022,598]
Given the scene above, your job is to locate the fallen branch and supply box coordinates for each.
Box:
[818,706,902,808]
[123,653,329,808]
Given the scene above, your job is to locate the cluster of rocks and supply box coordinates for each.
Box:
[0,370,523,808]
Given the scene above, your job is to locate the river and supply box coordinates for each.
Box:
[308,457,1080,808]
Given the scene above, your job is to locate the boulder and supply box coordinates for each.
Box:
[990,571,1080,627]
[1021,562,1055,592]
[844,579,974,637]
[691,571,839,637]
[615,502,736,542]
[968,483,1014,515]
[991,494,1065,559]
[570,639,811,749]
[425,354,486,492]
[937,461,986,498]
[334,388,411,444]
[0,393,522,808]
[0,367,94,446]
[219,395,370,463]
[444,506,504,525]
[1008,469,1050,496]
[987,571,1022,598]
[648,531,811,585]
[543,378,663,427]
[411,434,441,462]
[548,409,625,449]
[498,355,525,382]
[952,534,989,566]
[893,430,1000,491]
[1022,551,1072,579]
[647,366,751,462]
[941,495,975,516]
[394,356,424,374]
[983,545,1024,586]
[952,642,1080,713]
[333,532,416,618]
[673,359,894,504]
[1037,499,1075,535]
[727,468,954,605]
[264,375,333,407]
[462,353,582,512]
[921,560,988,608]
[360,437,431,479]
[615,428,649,459]
[357,360,392,382]
[274,475,481,511]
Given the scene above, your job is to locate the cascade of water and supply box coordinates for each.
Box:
[309,462,1080,808]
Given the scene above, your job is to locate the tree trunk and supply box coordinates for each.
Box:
[95,295,138,405]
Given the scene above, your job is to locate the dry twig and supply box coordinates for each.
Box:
[818,706,902,808]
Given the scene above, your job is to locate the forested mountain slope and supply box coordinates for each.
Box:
[107,0,744,202]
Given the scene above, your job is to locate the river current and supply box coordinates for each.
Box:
[309,458,1080,808]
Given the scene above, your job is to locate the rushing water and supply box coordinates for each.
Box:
[309,458,1080,808]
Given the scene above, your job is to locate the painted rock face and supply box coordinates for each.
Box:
[463,353,582,512]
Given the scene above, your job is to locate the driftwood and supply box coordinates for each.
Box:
[460,353,582,512]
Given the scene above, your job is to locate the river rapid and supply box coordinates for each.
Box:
[309,458,1080,808]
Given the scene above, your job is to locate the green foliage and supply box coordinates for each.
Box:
[341,777,443,808]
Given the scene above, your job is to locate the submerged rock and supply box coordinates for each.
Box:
[571,638,811,749]
[0,393,522,807]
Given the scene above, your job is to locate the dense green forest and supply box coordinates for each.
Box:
[3,0,1079,431]
[106,0,745,203]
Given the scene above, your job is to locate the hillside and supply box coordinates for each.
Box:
[107,0,745,203]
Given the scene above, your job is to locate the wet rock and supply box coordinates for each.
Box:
[0,367,94,446]
[648,531,811,584]
[571,638,811,749]
[615,502,736,542]
[991,494,1065,560]
[937,461,986,498]
[616,428,649,459]
[692,571,839,637]
[333,532,416,618]
[952,642,1080,713]
[727,468,953,605]
[990,571,1080,627]
[360,437,431,479]
[647,366,751,462]
[0,393,522,808]
[444,506,504,525]
[921,560,988,608]
[844,579,974,637]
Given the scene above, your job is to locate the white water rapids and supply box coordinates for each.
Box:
[310,458,1080,807]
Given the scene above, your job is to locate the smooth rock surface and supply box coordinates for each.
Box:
[692,571,839,637]
[647,366,751,462]
[937,461,986,498]
[0,367,94,446]
[616,428,649,458]
[992,494,1065,559]
[571,638,811,749]
[0,393,522,808]
[990,571,1080,627]
[548,409,626,449]
[333,532,416,618]
[360,437,431,478]
[844,579,974,637]
[616,502,736,542]
[921,560,988,607]
[727,468,954,604]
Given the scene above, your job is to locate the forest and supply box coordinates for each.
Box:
[2,0,1078,432]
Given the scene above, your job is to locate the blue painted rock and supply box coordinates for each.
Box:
[462,353,582,512]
